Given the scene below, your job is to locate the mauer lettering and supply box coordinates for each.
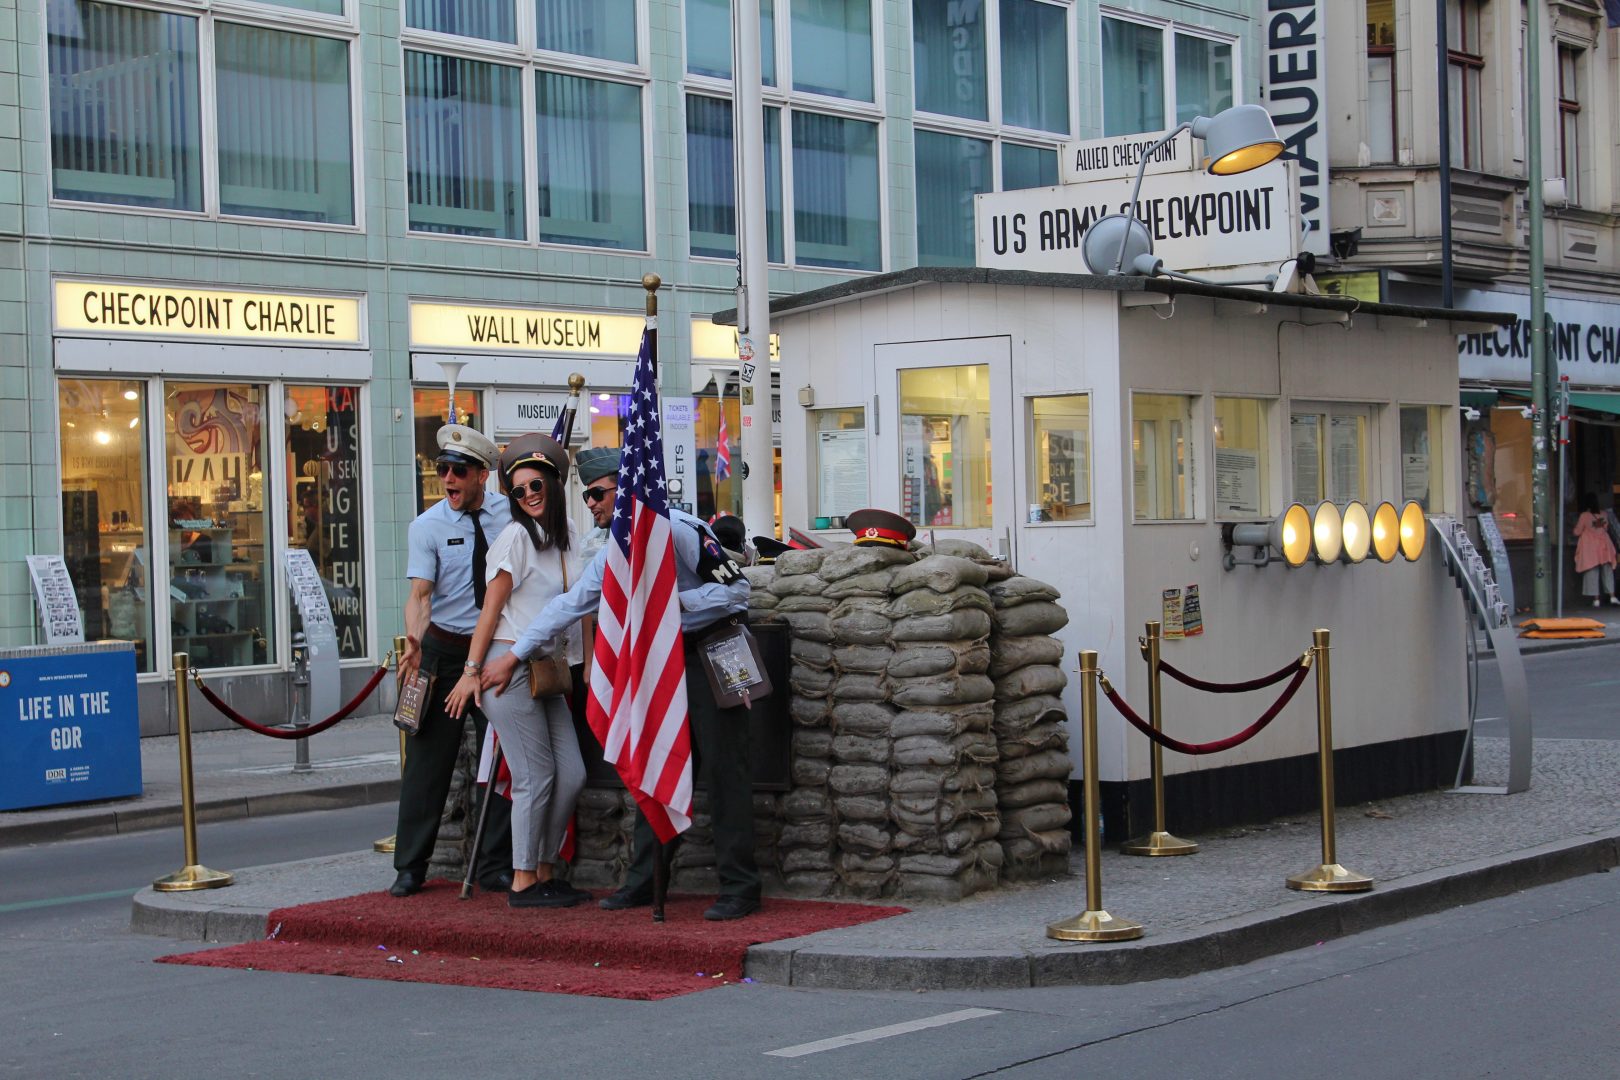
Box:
[1267,0,1325,248]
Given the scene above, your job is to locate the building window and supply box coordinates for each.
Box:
[900,365,993,529]
[1213,397,1269,519]
[536,73,646,250]
[1291,404,1371,507]
[286,385,367,658]
[536,0,638,63]
[1558,45,1583,206]
[1174,33,1232,123]
[1400,405,1445,512]
[1002,0,1069,134]
[1132,392,1196,520]
[1028,394,1091,523]
[413,387,482,514]
[405,0,516,44]
[915,131,991,266]
[405,52,525,239]
[46,0,355,225]
[1446,0,1484,170]
[686,0,777,84]
[59,379,155,672]
[913,0,987,121]
[812,406,868,523]
[1002,143,1058,190]
[791,111,881,270]
[1102,13,1236,137]
[1366,0,1396,163]
[791,0,874,103]
[685,95,784,262]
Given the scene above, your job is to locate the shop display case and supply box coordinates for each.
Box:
[169,523,265,668]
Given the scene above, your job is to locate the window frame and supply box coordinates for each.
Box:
[1130,390,1203,523]
[1211,394,1274,522]
[1365,0,1397,164]
[1098,8,1242,139]
[1025,390,1094,527]
[1289,400,1378,508]
[44,0,364,231]
[1556,42,1583,206]
[1445,0,1485,171]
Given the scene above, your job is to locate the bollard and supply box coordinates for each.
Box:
[374,634,408,854]
[153,653,235,892]
[1047,650,1143,942]
[291,632,311,773]
[1286,629,1373,892]
[1122,621,1199,857]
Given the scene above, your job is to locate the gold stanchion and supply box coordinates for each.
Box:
[153,653,234,892]
[1286,629,1373,892]
[1122,621,1199,856]
[374,634,408,854]
[1047,650,1143,942]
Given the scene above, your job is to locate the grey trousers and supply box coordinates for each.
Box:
[482,642,586,871]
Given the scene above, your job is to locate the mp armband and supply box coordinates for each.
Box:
[692,524,744,585]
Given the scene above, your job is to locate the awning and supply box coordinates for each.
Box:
[1460,389,1499,410]
[1567,391,1620,417]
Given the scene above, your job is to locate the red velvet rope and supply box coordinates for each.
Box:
[192,663,391,740]
[1100,663,1313,756]
[1155,655,1305,694]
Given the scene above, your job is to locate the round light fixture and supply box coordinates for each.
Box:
[1340,501,1371,563]
[1311,500,1343,564]
[1277,503,1312,567]
[1399,500,1427,561]
[1197,104,1286,176]
[1371,501,1400,563]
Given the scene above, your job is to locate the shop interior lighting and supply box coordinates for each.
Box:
[1082,104,1286,277]
[1399,500,1427,561]
[1311,500,1343,564]
[1371,501,1400,562]
[1224,502,1312,569]
[1339,500,1371,563]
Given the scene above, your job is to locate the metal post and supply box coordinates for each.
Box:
[153,653,234,892]
[374,633,407,854]
[1286,630,1373,892]
[1528,0,1552,617]
[733,0,777,538]
[291,631,310,773]
[1047,650,1143,942]
[1435,0,1454,308]
[1123,622,1198,856]
[1556,375,1569,618]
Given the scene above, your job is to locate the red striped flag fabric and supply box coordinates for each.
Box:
[715,394,731,481]
[585,327,692,842]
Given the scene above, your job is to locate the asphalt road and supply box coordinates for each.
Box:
[2,804,1618,1078]
[1474,642,1620,739]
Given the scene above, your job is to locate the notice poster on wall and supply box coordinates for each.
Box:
[818,428,869,518]
[1162,588,1185,639]
[26,556,85,646]
[1215,447,1261,516]
[1402,452,1430,505]
[1182,584,1204,637]
[286,548,341,723]
[1290,415,1321,504]
[1330,416,1362,500]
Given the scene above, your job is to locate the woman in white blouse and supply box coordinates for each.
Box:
[446,433,587,909]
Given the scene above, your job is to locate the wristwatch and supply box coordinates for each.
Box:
[463,661,482,676]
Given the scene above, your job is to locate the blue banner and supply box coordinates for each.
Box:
[1609,0,1620,29]
[0,647,141,810]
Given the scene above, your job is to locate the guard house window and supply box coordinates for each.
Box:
[1291,404,1371,507]
[59,379,155,672]
[286,385,366,659]
[685,96,785,262]
[812,407,868,524]
[1400,405,1445,513]
[1102,14,1236,136]
[405,52,525,239]
[1366,0,1396,163]
[537,73,646,250]
[1132,392,1196,521]
[1213,397,1270,520]
[1028,395,1091,523]
[1557,45,1583,206]
[413,387,483,514]
[46,0,356,225]
[899,366,993,529]
[686,0,777,83]
[1446,0,1484,171]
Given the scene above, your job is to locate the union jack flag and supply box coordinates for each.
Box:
[715,390,732,481]
[586,328,692,841]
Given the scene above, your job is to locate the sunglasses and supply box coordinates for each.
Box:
[511,478,547,499]
[582,485,617,505]
[435,462,472,479]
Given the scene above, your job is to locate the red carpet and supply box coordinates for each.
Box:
[157,882,906,1000]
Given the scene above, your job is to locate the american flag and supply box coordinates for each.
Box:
[586,328,693,842]
[715,387,731,481]
[1609,0,1620,29]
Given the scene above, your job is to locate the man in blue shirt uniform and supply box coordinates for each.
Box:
[389,424,514,898]
[482,501,761,920]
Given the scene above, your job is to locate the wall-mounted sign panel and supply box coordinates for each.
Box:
[1456,290,1620,388]
[1264,0,1329,256]
[975,160,1299,277]
[691,320,780,363]
[410,302,642,356]
[1059,130,1195,185]
[55,281,363,345]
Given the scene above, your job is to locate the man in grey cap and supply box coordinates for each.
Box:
[573,446,620,563]
[388,424,514,897]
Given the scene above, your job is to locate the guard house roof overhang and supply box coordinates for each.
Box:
[711,266,1517,335]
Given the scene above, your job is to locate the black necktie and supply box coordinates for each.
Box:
[470,508,488,609]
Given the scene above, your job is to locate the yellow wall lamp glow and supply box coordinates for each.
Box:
[1224,500,1426,569]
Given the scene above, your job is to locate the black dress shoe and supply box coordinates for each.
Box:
[703,895,761,921]
[479,871,514,894]
[388,870,424,898]
[509,881,581,909]
[597,885,653,910]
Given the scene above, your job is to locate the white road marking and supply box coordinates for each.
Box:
[226,752,398,774]
[765,1008,1001,1058]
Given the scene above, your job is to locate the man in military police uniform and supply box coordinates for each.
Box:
[389,425,514,898]
[481,497,761,920]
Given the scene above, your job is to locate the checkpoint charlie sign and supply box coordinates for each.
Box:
[1059,130,1195,185]
[975,159,1299,277]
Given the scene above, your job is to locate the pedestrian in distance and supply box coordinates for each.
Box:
[388,425,514,898]
[1573,492,1620,607]
[446,433,589,909]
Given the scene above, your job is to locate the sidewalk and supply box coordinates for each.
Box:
[0,711,402,848]
[130,736,1620,990]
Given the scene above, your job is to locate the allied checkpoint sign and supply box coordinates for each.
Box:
[975,157,1301,282]
[0,642,141,810]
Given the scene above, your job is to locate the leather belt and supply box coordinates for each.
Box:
[425,623,474,649]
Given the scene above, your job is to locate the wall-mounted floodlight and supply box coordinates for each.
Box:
[1371,501,1401,563]
[1224,503,1312,569]
[1340,501,1372,563]
[1082,105,1286,277]
[1311,501,1343,564]
[1399,500,1427,561]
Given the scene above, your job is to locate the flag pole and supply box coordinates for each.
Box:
[643,273,675,925]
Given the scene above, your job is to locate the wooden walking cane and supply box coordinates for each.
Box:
[460,739,505,900]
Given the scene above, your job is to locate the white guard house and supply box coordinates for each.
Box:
[734,267,1514,834]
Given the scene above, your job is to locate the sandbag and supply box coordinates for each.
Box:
[789,667,834,698]
[774,548,830,576]
[782,788,832,821]
[891,609,993,641]
[778,821,833,848]
[919,539,994,561]
[823,571,894,599]
[790,639,835,669]
[780,610,833,643]
[830,609,894,645]
[791,757,831,787]
[999,802,1071,835]
[997,722,1068,758]
[890,554,992,595]
[828,764,889,796]
[789,695,830,727]
[887,587,994,618]
[995,694,1067,730]
[996,778,1070,809]
[834,794,891,822]
[993,601,1068,637]
[837,821,892,854]
[887,644,966,679]
[818,545,913,581]
[893,732,996,767]
[890,673,995,708]
[777,594,837,613]
[993,665,1068,702]
[891,705,994,739]
[833,644,892,673]
[829,672,889,702]
[769,573,827,597]
[987,576,1061,607]
[890,764,996,795]
[791,728,833,759]
[829,701,896,736]
[784,870,836,895]
[831,733,891,764]
[996,749,1073,785]
[781,847,833,873]
[988,635,1065,677]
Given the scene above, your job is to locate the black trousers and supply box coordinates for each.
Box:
[620,645,759,900]
[393,630,512,882]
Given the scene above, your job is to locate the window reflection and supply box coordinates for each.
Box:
[899,365,992,529]
[286,385,366,658]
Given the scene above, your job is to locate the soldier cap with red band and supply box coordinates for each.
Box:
[845,508,917,549]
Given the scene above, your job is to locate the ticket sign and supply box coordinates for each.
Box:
[0,644,141,810]
[55,281,363,344]
[411,301,644,355]
[974,159,1299,277]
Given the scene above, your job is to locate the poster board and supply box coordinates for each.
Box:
[26,555,85,646]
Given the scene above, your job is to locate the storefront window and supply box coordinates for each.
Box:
[916,131,991,267]
[1133,393,1196,520]
[1028,395,1090,523]
[535,0,637,63]
[1401,405,1445,512]
[791,112,881,270]
[1291,404,1370,507]
[405,52,525,239]
[406,0,516,44]
[1214,397,1270,519]
[791,0,874,102]
[1488,406,1533,540]
[536,73,645,250]
[687,0,777,85]
[286,385,366,658]
[165,383,273,669]
[899,365,992,529]
[694,384,739,521]
[58,379,154,672]
[413,386,482,514]
[813,407,867,524]
[685,96,785,262]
